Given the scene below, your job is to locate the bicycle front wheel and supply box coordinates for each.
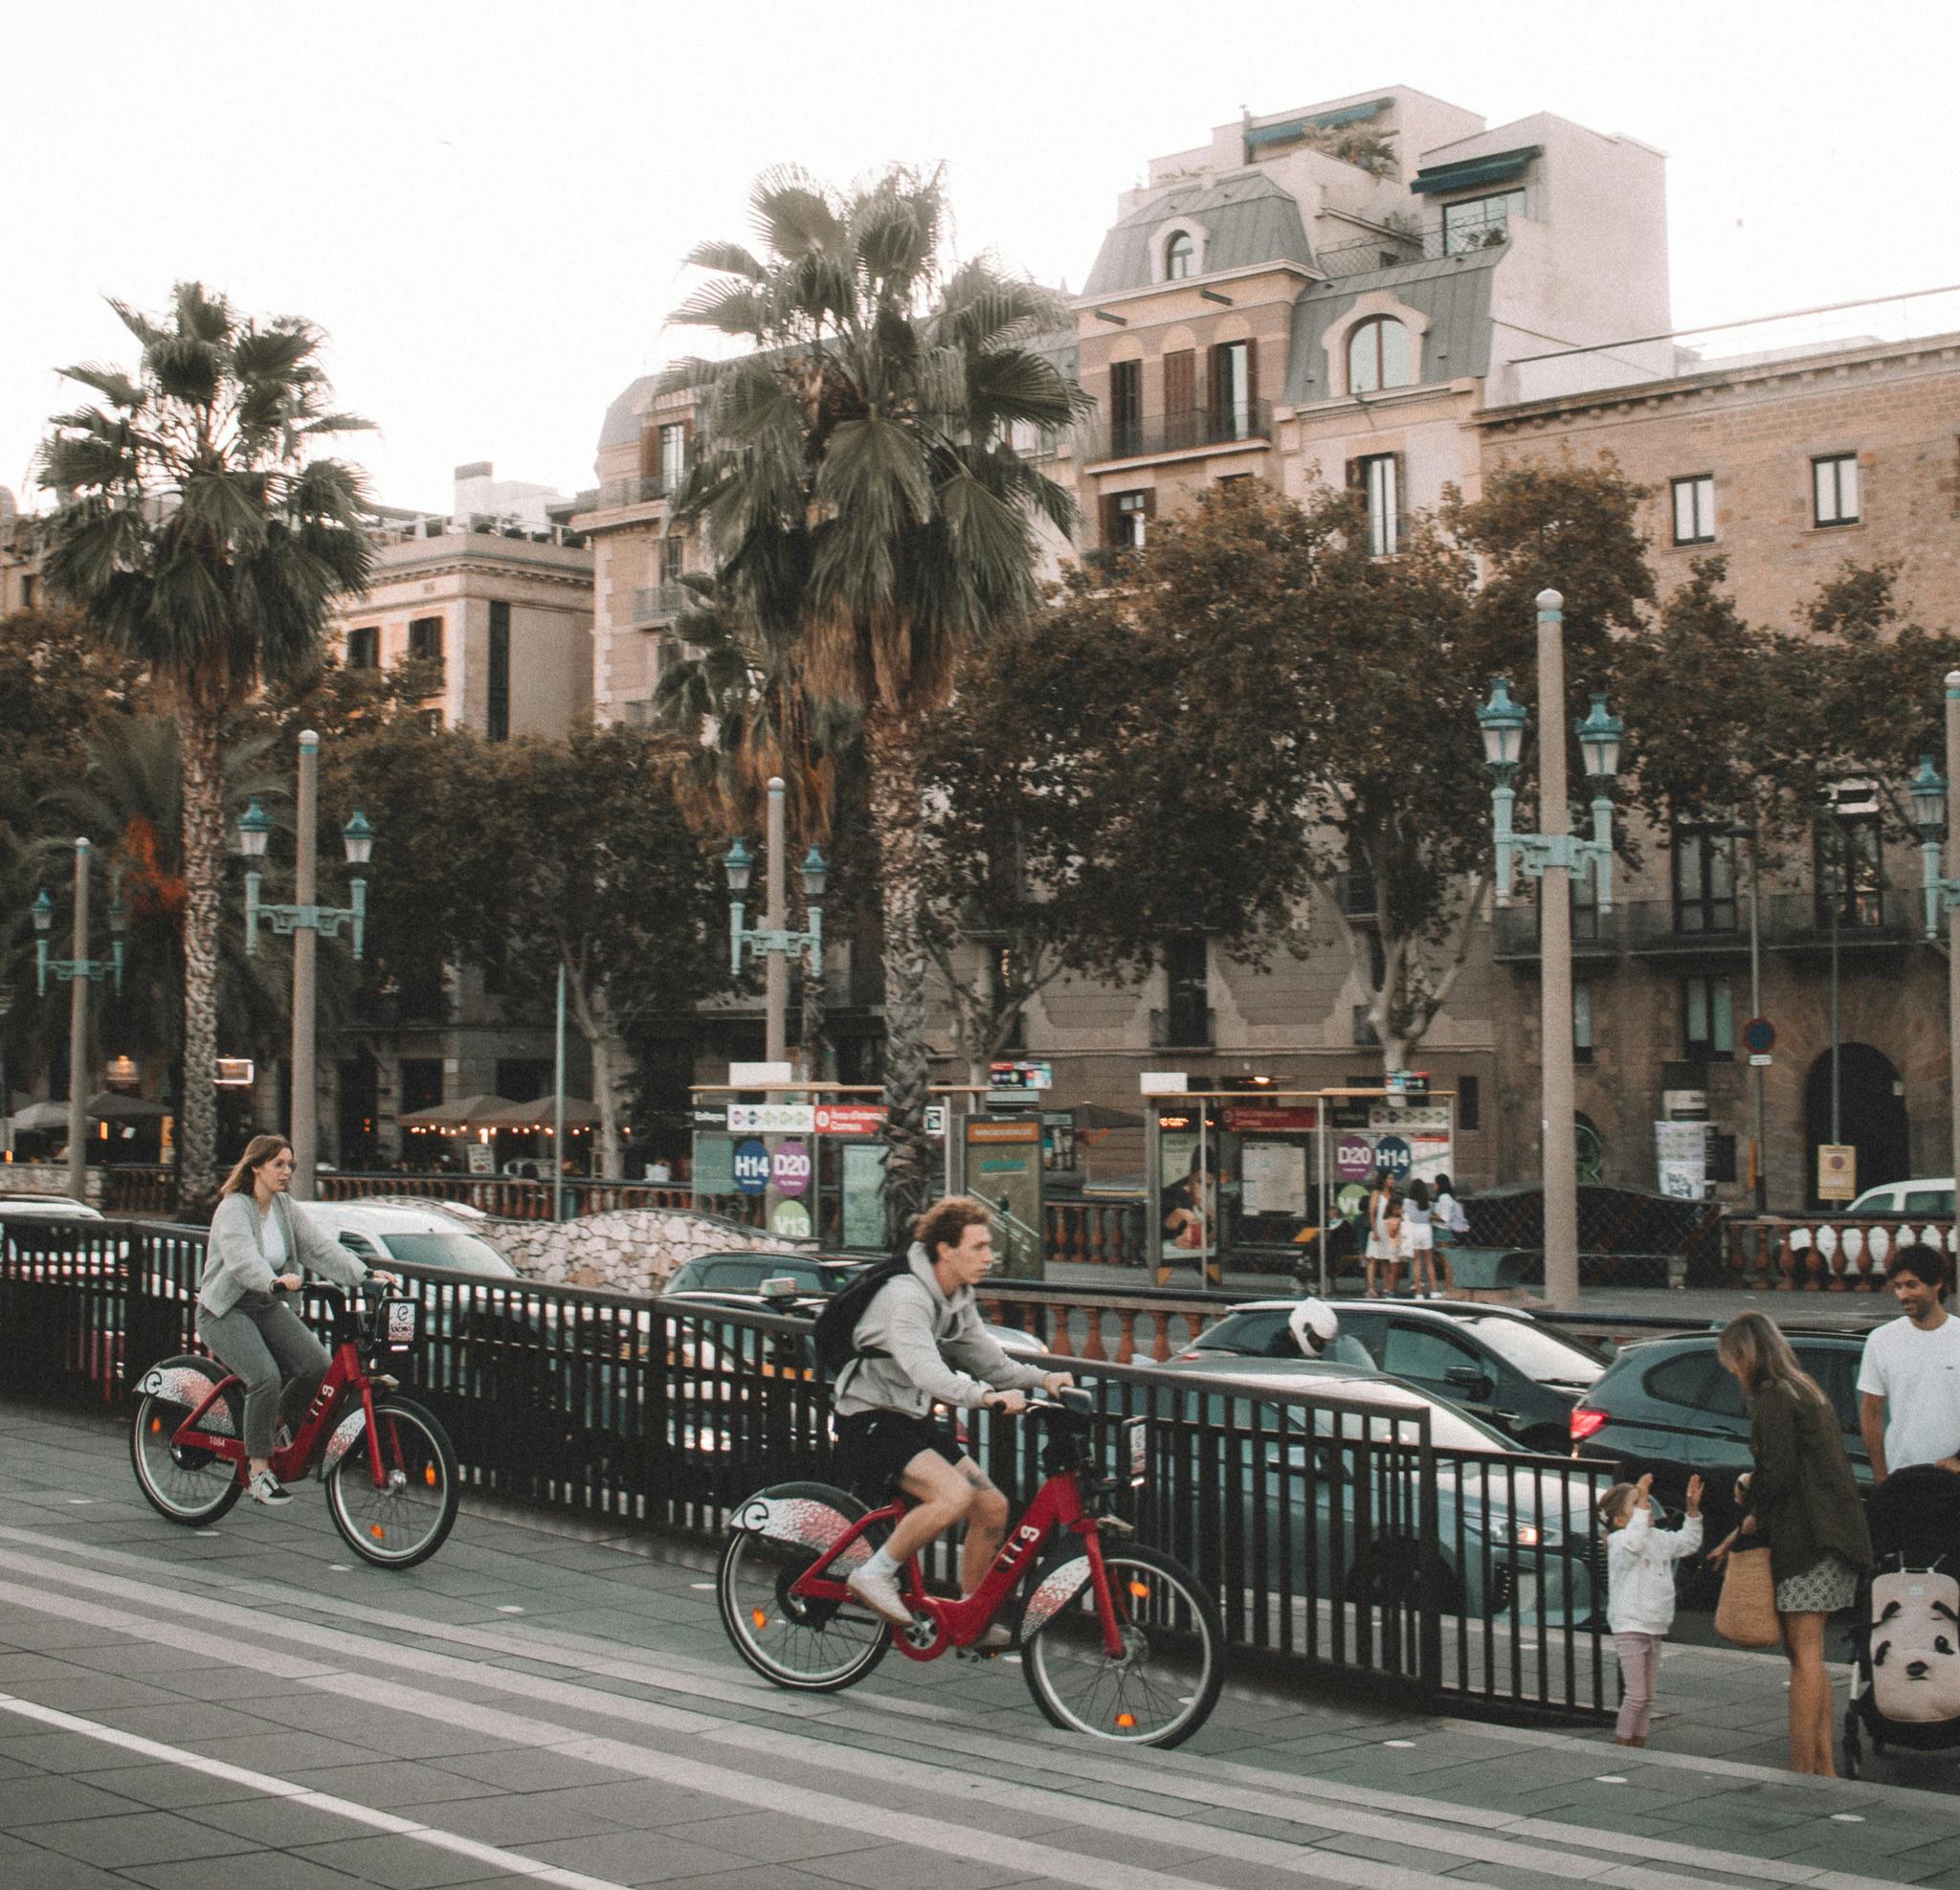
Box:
[1022,1544,1223,1748]
[718,1522,890,1692]
[326,1397,458,1569]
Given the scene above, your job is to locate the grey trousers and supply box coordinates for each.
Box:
[197,1294,332,1458]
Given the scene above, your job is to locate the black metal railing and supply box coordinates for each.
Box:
[1493,889,1913,963]
[1082,400,1275,464]
[0,1212,1614,1723]
[630,582,692,625]
[598,471,686,508]
[1149,1005,1216,1049]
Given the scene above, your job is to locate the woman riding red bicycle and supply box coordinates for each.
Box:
[199,1134,394,1505]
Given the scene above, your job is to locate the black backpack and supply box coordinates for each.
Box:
[811,1252,914,1379]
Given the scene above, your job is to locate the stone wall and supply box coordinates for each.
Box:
[0,1163,101,1205]
[478,1207,804,1296]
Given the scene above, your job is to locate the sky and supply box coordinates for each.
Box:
[6,1,1958,518]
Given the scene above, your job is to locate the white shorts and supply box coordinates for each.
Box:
[1405,1227,1434,1253]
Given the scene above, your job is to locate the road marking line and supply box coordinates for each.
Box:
[0,1691,629,1890]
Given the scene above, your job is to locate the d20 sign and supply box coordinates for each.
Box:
[1335,1135,1374,1179]
[771,1138,813,1197]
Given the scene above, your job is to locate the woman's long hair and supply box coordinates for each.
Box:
[1716,1311,1830,1409]
[218,1134,292,1202]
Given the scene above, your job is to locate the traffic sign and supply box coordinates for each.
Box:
[1748,1053,1773,1068]
[732,1138,770,1195]
[771,1138,812,1197]
[1741,1016,1776,1056]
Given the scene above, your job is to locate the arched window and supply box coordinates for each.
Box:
[1165,232,1195,280]
[1348,316,1412,394]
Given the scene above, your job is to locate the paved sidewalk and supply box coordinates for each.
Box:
[5,1401,1960,1890]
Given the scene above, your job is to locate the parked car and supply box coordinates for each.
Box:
[1175,1298,1606,1455]
[1153,1354,1600,1623]
[302,1201,519,1278]
[1846,1178,1955,1218]
[661,1251,867,1308]
[0,1193,106,1221]
[1569,1326,1874,1575]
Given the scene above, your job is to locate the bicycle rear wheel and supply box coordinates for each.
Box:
[719,1521,890,1692]
[326,1397,458,1569]
[1022,1544,1223,1747]
[130,1379,244,1526]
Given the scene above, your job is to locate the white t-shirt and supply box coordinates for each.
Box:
[1857,1313,1960,1471]
[258,1205,287,1270]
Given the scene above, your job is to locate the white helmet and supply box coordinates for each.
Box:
[1289,1299,1340,1358]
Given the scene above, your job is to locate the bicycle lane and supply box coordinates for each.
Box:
[0,1405,1951,1888]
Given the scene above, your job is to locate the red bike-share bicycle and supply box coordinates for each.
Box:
[129,1281,459,1569]
[719,1389,1224,1746]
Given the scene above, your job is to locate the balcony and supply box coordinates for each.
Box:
[1493,892,1913,964]
[597,471,686,509]
[1081,400,1273,467]
[628,582,691,627]
[1315,221,1513,280]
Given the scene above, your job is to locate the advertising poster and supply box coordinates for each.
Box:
[1157,1124,1212,1260]
[964,1118,1043,1278]
[840,1143,887,1251]
[1656,1121,1709,1200]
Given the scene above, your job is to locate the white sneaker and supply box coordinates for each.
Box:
[974,1622,1013,1654]
[246,1469,294,1507]
[846,1566,913,1628]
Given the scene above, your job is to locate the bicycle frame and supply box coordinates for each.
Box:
[788,1462,1125,1660]
[166,1334,385,1488]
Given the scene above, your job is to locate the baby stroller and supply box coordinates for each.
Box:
[1842,1465,1960,1777]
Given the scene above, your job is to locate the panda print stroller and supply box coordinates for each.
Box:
[1842,1464,1960,1777]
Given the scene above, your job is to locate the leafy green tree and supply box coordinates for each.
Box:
[662,164,1090,1232]
[481,729,728,1177]
[36,282,373,1203]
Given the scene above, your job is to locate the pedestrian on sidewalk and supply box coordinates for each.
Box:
[1599,1470,1704,1746]
[1858,1243,1960,1482]
[1707,1312,1873,1776]
[1365,1172,1401,1299]
[1430,1173,1469,1295]
[1401,1180,1437,1299]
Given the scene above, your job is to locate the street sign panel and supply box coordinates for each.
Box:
[771,1139,812,1197]
[813,1102,885,1136]
[728,1102,814,1133]
[1816,1143,1857,1202]
[732,1138,770,1195]
[1741,1016,1776,1056]
[1748,1053,1773,1068]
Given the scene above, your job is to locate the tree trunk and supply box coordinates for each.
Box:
[176,697,225,1211]
[564,965,627,1180]
[799,893,830,1083]
[866,706,931,1240]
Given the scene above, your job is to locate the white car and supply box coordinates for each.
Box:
[300,1201,517,1278]
[0,1192,106,1220]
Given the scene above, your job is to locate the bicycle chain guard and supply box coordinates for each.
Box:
[320,1408,367,1479]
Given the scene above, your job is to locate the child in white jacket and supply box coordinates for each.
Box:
[1600,1472,1704,1746]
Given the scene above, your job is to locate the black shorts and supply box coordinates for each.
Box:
[833,1409,966,1501]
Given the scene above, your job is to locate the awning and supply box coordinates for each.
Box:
[1244,99,1389,150]
[1410,145,1541,196]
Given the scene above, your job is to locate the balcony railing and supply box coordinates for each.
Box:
[1082,400,1274,465]
[1315,221,1513,279]
[1493,892,1912,962]
[629,582,691,626]
[598,471,687,508]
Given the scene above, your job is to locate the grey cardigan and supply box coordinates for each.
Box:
[199,1191,368,1317]
[831,1245,1048,1419]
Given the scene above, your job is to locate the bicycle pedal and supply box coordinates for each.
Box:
[371,1373,400,1392]
[1093,1515,1136,1538]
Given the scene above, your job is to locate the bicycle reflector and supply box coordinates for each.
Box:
[1569,1406,1609,1443]
[1116,1712,1136,1728]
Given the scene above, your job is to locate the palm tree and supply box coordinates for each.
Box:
[36,283,373,1204]
[663,167,1088,1229]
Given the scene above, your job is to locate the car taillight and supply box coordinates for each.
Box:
[1569,1406,1609,1443]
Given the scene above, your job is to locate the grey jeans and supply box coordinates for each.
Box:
[196,1292,332,1458]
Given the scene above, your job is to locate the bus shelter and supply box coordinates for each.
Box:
[1142,1083,1455,1289]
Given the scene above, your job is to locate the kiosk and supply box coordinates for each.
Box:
[1142,1078,1455,1289]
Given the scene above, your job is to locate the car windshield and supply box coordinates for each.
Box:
[381,1233,518,1277]
[680,1256,827,1294]
[1459,1317,1604,1384]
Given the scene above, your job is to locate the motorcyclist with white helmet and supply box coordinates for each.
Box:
[1289,1300,1373,1367]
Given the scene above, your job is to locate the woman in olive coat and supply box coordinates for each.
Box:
[1707,1312,1873,1774]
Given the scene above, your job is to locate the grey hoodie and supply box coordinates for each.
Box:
[831,1244,1048,1419]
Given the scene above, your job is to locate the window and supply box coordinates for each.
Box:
[487,600,510,742]
[1683,975,1734,1059]
[1672,825,1737,934]
[19,575,34,611]
[1671,475,1715,545]
[346,626,379,670]
[658,422,687,492]
[660,534,683,585]
[1457,1074,1480,1133]
[1211,341,1253,437]
[1347,316,1411,394]
[1350,454,1400,556]
[1379,1323,1481,1388]
[1573,981,1594,1062]
[1165,232,1194,279]
[408,615,443,663]
[1164,934,1209,1046]
[1105,489,1151,549]
[1441,189,1525,253]
[1109,359,1143,456]
[397,1058,444,1117]
[1813,454,1860,527]
[1816,799,1882,928]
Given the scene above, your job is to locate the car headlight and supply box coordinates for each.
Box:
[1479,1518,1564,1549]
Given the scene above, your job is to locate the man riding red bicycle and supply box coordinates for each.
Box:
[832,1195,1073,1638]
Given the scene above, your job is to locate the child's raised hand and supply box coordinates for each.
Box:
[1684,1475,1704,1515]
[1634,1472,1654,1511]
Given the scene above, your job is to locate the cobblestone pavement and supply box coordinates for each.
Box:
[4,1402,1959,1889]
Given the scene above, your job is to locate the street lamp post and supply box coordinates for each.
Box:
[1909,670,1960,1258]
[234,730,374,1201]
[724,776,827,1074]
[31,836,126,1202]
[1477,590,1622,1313]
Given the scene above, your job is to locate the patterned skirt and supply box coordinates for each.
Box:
[1773,1550,1860,1614]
